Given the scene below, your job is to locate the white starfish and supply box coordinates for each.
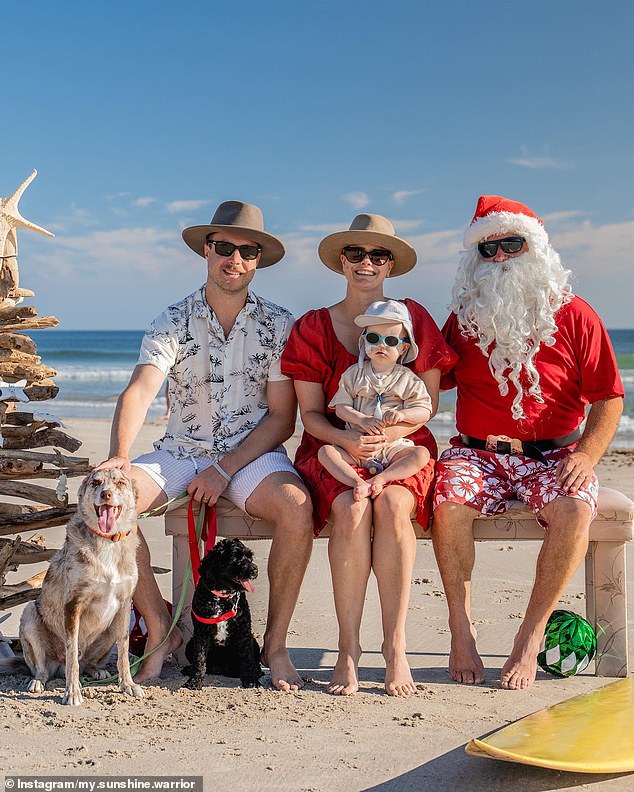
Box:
[0,170,54,260]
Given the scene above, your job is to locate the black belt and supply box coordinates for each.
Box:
[459,429,581,465]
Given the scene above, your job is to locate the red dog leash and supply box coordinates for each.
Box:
[187,496,238,624]
[187,496,217,587]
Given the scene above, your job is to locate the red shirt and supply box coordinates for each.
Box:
[281,299,457,532]
[441,296,624,441]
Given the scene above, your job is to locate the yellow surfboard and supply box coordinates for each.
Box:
[466,678,634,773]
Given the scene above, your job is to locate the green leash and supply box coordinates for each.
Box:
[83,494,202,687]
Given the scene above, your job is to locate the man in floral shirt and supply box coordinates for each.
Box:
[432,195,623,691]
[98,201,313,690]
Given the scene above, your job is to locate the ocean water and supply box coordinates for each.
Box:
[27,328,634,449]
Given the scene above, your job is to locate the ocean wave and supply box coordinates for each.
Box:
[54,367,134,381]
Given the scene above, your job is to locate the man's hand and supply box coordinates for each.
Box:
[187,465,230,507]
[555,450,595,494]
[342,428,386,461]
[94,455,132,474]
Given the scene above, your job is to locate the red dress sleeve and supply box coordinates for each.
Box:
[403,299,457,376]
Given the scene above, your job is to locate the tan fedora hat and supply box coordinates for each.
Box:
[318,214,417,277]
[182,200,285,268]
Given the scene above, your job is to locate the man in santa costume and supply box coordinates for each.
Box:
[432,195,624,689]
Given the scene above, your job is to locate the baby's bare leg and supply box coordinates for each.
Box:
[318,445,372,501]
[370,447,430,497]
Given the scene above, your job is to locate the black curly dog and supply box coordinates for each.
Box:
[183,538,262,689]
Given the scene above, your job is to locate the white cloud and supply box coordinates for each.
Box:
[299,223,346,233]
[392,219,424,232]
[133,197,157,208]
[16,215,634,329]
[509,154,574,170]
[392,189,424,205]
[542,210,588,224]
[342,192,370,210]
[166,199,209,214]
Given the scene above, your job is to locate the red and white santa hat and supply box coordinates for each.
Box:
[463,195,549,250]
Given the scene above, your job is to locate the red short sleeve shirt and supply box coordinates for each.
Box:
[440,296,624,441]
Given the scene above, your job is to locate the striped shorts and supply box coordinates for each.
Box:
[132,446,300,513]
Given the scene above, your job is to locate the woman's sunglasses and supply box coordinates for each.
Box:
[477,236,526,259]
[342,246,393,266]
[206,239,261,261]
[364,331,409,347]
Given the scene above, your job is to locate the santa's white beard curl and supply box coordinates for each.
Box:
[450,244,573,421]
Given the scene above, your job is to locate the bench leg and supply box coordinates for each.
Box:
[172,533,198,666]
[585,541,629,677]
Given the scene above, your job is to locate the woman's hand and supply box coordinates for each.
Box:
[341,427,386,461]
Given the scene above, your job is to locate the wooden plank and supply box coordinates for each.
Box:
[0,317,59,332]
[0,505,75,535]
[0,334,38,355]
[0,466,90,480]
[0,428,81,453]
[0,449,89,466]
[0,305,36,321]
[0,480,67,506]
[0,571,46,610]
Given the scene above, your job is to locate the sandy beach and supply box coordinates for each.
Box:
[1,417,632,791]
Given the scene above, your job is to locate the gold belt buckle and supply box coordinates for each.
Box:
[485,434,523,455]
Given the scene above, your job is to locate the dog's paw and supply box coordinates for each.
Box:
[241,679,262,688]
[86,667,110,681]
[120,682,144,698]
[184,677,204,690]
[27,678,45,694]
[62,687,84,706]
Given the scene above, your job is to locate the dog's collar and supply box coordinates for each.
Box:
[86,524,137,542]
[192,590,239,625]
[192,607,237,625]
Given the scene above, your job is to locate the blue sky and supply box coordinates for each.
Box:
[4,0,633,328]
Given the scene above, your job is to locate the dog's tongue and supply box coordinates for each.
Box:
[241,580,255,593]
[97,504,117,534]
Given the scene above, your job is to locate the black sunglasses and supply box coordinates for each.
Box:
[206,239,261,261]
[477,236,526,259]
[364,331,409,348]
[342,246,393,266]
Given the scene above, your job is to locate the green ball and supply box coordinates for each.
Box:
[537,610,597,678]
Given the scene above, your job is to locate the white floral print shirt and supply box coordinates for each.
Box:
[138,285,294,460]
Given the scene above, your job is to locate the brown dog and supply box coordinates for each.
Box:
[17,468,143,705]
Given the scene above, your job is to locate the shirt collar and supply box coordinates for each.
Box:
[193,285,259,320]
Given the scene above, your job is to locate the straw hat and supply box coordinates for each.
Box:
[318,214,417,277]
[182,200,285,268]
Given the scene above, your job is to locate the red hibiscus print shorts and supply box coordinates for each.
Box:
[433,444,598,518]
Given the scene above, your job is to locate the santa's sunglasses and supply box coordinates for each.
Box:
[206,239,261,261]
[477,236,526,258]
[364,331,409,348]
[342,246,393,266]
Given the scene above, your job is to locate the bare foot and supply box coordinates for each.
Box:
[261,646,304,692]
[500,630,541,690]
[448,625,485,685]
[134,626,182,683]
[327,650,360,696]
[353,481,372,502]
[383,649,416,697]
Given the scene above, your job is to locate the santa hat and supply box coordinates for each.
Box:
[463,195,549,250]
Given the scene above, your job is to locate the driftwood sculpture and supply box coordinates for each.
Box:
[0,171,91,611]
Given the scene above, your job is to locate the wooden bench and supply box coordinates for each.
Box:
[165,486,633,677]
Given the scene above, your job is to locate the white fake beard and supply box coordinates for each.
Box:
[450,245,573,421]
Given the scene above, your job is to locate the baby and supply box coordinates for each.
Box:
[318,300,432,501]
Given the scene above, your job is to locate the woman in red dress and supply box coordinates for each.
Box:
[281,214,456,696]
